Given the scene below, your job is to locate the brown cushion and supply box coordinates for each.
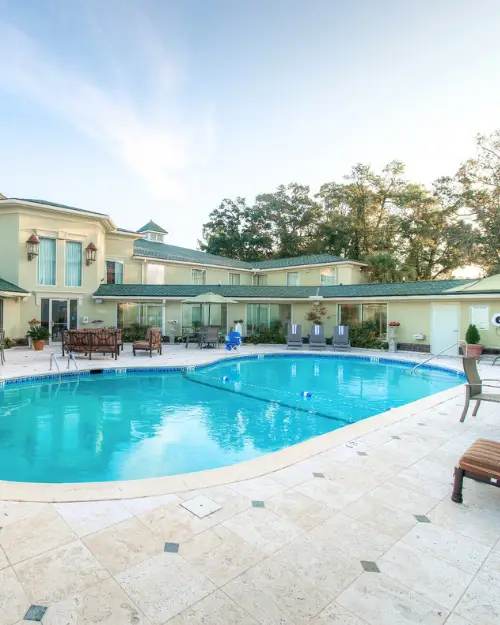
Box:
[459,438,500,480]
[133,341,150,348]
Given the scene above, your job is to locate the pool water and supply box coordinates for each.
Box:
[0,356,462,483]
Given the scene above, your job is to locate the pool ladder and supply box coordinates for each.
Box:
[49,352,79,375]
[411,339,468,374]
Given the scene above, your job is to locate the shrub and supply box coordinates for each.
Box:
[306,302,328,325]
[4,337,14,349]
[465,324,481,345]
[349,321,385,349]
[121,323,149,342]
[244,327,286,344]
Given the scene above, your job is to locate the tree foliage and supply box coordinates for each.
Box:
[199,130,499,281]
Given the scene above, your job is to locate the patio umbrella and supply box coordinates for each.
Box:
[182,292,237,325]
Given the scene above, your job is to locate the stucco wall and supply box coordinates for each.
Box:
[106,235,142,283]
[1,297,21,339]
[0,213,20,285]
[460,300,500,349]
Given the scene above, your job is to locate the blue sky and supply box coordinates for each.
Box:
[0,0,498,247]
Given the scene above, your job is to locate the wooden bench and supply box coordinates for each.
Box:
[452,438,500,503]
[62,329,121,360]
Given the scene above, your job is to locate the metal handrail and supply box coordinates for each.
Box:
[412,339,468,374]
[49,353,61,374]
[67,352,79,372]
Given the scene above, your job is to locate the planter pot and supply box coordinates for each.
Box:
[32,340,46,351]
[466,344,484,359]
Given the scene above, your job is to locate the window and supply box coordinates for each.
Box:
[246,303,291,334]
[145,232,164,243]
[146,263,164,284]
[287,272,299,287]
[320,267,336,286]
[106,260,123,284]
[252,274,267,286]
[38,238,56,285]
[192,269,206,285]
[229,273,240,285]
[65,241,82,287]
[338,303,361,326]
[362,303,388,338]
[181,303,227,330]
[117,302,163,330]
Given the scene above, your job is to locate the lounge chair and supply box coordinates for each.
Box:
[309,325,326,350]
[287,324,302,349]
[201,326,219,349]
[452,438,500,503]
[225,331,241,352]
[333,325,350,349]
[459,357,500,422]
[133,328,162,357]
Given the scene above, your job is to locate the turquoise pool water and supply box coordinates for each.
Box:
[0,356,462,483]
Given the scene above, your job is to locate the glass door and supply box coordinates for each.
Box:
[50,300,69,343]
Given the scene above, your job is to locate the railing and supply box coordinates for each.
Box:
[49,353,61,375]
[67,352,79,372]
[412,339,468,374]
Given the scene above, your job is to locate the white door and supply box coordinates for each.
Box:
[431,303,460,355]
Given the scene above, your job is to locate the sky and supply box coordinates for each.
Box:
[0,0,499,248]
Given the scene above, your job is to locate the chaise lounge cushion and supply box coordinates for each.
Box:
[458,438,500,481]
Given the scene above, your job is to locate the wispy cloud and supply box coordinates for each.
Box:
[0,6,213,200]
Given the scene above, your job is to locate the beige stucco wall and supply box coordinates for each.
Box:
[0,212,20,285]
[263,264,366,288]
[106,235,142,283]
[459,300,500,348]
[1,297,21,338]
[387,301,431,346]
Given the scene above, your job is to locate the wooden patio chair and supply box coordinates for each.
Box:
[460,357,500,422]
[133,328,162,357]
[452,438,500,503]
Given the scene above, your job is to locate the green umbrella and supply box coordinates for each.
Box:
[182,292,237,325]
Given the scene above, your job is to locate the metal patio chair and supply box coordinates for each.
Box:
[460,357,500,422]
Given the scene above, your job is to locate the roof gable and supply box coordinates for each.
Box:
[137,220,168,234]
[0,277,29,294]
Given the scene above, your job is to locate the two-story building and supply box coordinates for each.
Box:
[1,194,500,355]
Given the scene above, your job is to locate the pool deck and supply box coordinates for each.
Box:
[1,344,500,624]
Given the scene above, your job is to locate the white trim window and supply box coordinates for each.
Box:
[105,260,124,284]
[229,273,240,285]
[286,272,299,287]
[192,269,206,285]
[252,274,267,286]
[37,237,57,286]
[320,267,337,286]
[146,263,164,285]
[65,241,82,287]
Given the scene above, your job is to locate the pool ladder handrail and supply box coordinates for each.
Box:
[67,352,79,372]
[412,339,468,375]
[49,352,61,377]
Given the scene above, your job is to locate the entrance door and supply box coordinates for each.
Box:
[431,303,460,355]
[41,299,78,343]
[51,300,69,342]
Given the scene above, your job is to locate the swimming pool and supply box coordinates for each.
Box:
[0,355,463,483]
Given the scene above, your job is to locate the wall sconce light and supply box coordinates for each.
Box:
[86,242,97,266]
[26,234,40,261]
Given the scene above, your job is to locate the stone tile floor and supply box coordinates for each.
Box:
[1,345,500,623]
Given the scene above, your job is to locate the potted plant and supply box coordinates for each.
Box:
[465,324,484,359]
[27,323,51,351]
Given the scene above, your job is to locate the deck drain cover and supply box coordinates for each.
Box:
[181,495,221,518]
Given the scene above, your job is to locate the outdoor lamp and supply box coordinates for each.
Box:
[86,242,97,266]
[26,234,40,261]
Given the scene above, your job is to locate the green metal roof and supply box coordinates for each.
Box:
[134,240,251,269]
[0,278,29,294]
[136,220,168,234]
[7,198,109,217]
[252,254,350,269]
[94,279,480,299]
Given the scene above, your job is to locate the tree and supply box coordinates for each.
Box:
[316,161,406,260]
[456,130,500,275]
[397,183,473,280]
